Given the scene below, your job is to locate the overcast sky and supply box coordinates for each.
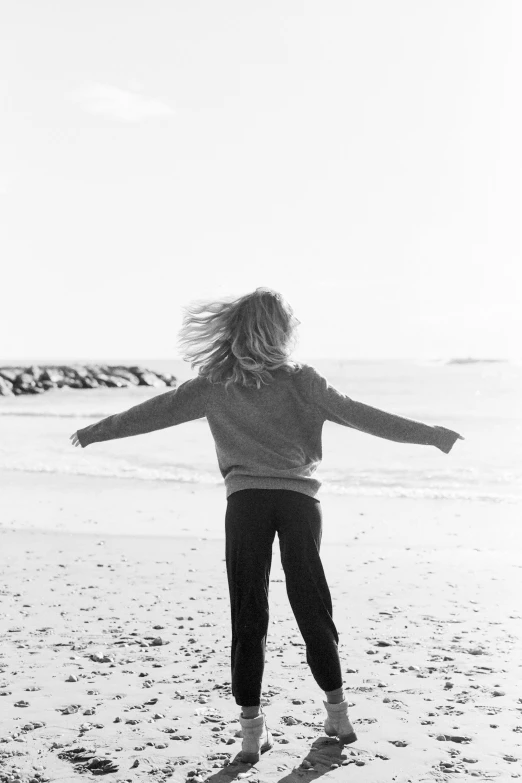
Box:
[1,0,520,361]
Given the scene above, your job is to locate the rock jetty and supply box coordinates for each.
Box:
[0,365,177,396]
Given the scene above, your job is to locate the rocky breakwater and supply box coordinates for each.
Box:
[0,365,177,396]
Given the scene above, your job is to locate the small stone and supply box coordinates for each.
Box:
[492,689,505,697]
[66,675,78,682]
[90,653,113,663]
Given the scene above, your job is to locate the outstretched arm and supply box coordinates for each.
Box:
[311,369,464,452]
[70,376,209,448]
[71,390,184,447]
[340,400,464,452]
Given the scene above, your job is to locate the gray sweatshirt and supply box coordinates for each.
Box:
[76,363,446,498]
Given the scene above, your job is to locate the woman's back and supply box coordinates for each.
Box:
[205,362,325,498]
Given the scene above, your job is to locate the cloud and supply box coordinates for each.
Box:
[68,82,174,122]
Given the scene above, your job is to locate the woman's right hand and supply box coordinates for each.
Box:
[433,425,465,454]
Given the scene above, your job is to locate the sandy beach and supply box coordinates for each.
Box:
[1,470,521,782]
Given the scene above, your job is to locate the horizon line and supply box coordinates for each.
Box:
[0,355,517,365]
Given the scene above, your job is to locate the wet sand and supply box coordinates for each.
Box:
[1,470,521,782]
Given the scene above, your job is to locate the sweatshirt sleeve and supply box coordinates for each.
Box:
[76,376,210,447]
[308,366,442,447]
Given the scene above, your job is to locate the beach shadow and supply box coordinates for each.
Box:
[203,736,357,782]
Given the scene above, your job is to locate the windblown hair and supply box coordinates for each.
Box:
[176,287,302,389]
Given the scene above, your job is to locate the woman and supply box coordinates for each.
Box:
[71,286,464,764]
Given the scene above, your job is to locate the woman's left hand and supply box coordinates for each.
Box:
[70,432,82,448]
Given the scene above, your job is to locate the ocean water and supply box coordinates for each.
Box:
[1,358,521,505]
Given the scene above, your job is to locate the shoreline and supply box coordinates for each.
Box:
[2,468,521,550]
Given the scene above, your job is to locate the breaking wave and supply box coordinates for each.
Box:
[1,460,520,504]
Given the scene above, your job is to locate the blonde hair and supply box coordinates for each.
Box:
[176,287,302,389]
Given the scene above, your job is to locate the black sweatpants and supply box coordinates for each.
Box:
[225,488,343,707]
